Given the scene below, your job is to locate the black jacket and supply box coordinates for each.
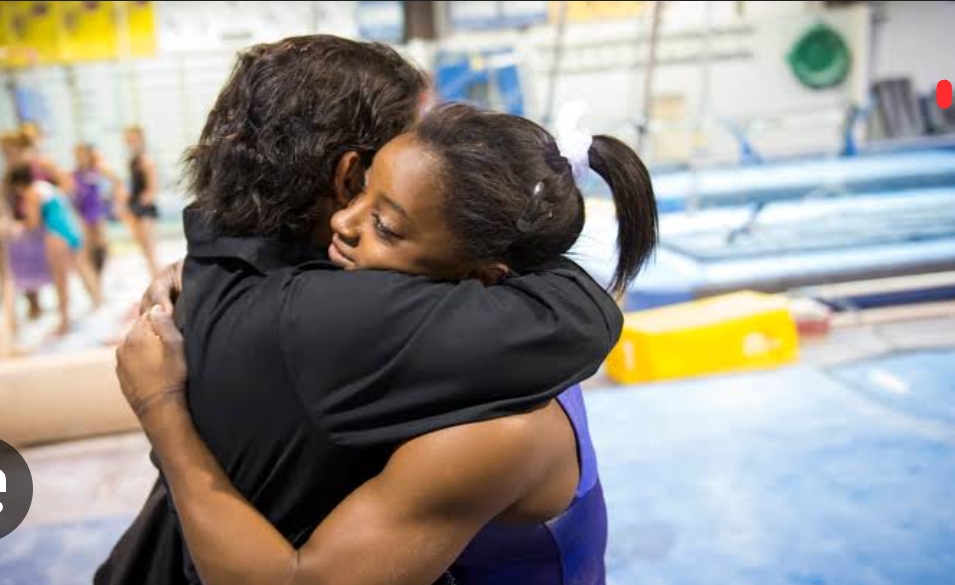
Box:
[95,209,621,584]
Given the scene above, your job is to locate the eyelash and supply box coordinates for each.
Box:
[372,212,399,241]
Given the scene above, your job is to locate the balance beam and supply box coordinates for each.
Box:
[0,348,139,447]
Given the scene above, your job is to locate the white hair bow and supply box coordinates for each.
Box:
[554,101,593,184]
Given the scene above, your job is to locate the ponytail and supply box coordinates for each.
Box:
[411,104,655,289]
[588,135,658,297]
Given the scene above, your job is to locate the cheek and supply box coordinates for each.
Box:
[350,232,400,269]
[403,241,466,279]
[362,239,433,276]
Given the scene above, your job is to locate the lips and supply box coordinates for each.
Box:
[329,234,356,269]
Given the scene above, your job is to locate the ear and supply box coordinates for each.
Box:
[468,263,510,286]
[332,151,366,208]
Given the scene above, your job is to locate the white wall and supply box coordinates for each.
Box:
[439,1,872,164]
[871,1,955,94]
[156,1,360,52]
[7,0,949,184]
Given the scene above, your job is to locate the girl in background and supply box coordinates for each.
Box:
[123,126,160,278]
[7,164,101,336]
[0,187,14,357]
[1,126,72,322]
[73,143,125,275]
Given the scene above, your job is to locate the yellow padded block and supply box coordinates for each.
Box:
[606,291,799,384]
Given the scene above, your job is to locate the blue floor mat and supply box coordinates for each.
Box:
[828,349,955,426]
[0,516,130,585]
[585,354,955,585]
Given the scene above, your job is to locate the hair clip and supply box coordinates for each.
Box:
[516,181,549,233]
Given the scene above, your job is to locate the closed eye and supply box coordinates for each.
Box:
[373,212,401,241]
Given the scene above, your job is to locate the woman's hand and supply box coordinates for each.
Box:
[116,306,188,425]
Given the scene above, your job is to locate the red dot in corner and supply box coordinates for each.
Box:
[938,79,953,109]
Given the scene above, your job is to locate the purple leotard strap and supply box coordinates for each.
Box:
[557,385,598,498]
[451,385,607,584]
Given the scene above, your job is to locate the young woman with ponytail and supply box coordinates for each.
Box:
[115,102,658,585]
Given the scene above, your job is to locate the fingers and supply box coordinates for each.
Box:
[172,260,184,294]
[123,313,157,353]
[139,285,172,316]
[139,289,153,316]
[118,314,158,370]
[116,314,156,401]
[148,305,183,347]
[139,267,176,315]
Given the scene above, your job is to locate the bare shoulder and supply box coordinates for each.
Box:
[393,408,545,480]
[383,402,570,518]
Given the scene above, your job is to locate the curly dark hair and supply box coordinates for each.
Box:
[184,35,427,238]
[416,104,658,296]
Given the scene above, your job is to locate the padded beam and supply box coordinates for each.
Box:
[0,348,139,447]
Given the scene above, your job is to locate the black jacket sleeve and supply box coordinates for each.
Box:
[279,257,622,447]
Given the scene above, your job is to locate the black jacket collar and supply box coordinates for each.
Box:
[183,208,328,273]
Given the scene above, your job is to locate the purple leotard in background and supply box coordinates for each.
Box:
[450,385,607,585]
[8,162,51,291]
[72,169,108,225]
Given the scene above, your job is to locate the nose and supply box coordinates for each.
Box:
[330,194,364,247]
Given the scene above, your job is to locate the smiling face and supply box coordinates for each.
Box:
[328,133,470,280]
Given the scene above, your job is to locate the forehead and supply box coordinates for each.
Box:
[373,134,447,223]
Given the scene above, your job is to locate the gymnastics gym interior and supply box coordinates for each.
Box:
[1,2,954,584]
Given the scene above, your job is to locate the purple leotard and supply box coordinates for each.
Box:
[449,385,607,585]
[8,162,51,291]
[72,169,107,225]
